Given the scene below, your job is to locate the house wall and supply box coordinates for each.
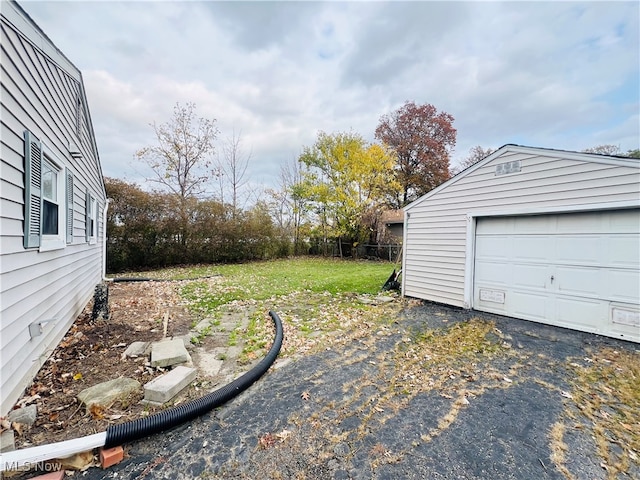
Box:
[402,146,640,308]
[0,2,106,414]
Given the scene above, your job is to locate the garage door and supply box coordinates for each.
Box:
[473,210,640,343]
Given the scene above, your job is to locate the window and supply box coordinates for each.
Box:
[23,130,70,251]
[86,191,98,244]
[42,158,59,235]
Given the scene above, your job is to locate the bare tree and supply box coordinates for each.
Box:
[452,145,495,175]
[136,102,218,200]
[217,130,252,217]
[582,144,621,156]
[136,102,218,245]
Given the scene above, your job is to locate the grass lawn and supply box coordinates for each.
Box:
[120,257,395,313]
[115,258,399,360]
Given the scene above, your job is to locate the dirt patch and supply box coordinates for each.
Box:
[6,281,204,449]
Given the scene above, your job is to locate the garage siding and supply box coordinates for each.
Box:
[403,147,640,309]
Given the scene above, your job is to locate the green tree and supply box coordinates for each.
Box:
[297,131,398,256]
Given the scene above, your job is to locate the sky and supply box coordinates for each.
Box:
[19,0,640,196]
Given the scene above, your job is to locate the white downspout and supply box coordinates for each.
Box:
[0,432,107,472]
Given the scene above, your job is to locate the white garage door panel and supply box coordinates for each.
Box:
[512,264,548,290]
[609,237,640,266]
[510,291,550,321]
[514,237,553,261]
[556,236,600,264]
[475,236,510,259]
[608,270,640,303]
[475,269,510,288]
[556,297,602,330]
[474,210,640,343]
[556,265,601,297]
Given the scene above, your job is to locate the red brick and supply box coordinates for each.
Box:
[30,471,64,480]
[99,445,124,468]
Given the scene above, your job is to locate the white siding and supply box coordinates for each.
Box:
[0,3,106,414]
[403,147,640,309]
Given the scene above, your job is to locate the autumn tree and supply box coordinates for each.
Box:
[375,101,456,207]
[136,102,218,245]
[297,131,398,256]
[452,145,495,175]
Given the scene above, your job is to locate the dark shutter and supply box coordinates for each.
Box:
[24,131,42,248]
[85,190,91,242]
[66,171,74,243]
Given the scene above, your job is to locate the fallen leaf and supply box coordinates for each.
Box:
[258,433,276,449]
[55,450,95,471]
[0,418,10,432]
[12,422,24,436]
[73,373,82,381]
[275,429,292,442]
[89,404,105,420]
[301,391,310,401]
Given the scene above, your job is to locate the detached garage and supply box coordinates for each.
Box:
[402,145,640,343]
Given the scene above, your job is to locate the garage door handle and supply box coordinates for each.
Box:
[550,275,554,283]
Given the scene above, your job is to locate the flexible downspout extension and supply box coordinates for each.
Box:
[104,309,283,447]
[0,311,283,471]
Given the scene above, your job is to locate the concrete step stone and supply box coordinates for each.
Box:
[194,318,214,333]
[77,377,141,413]
[122,341,149,358]
[150,338,189,367]
[143,366,197,404]
[7,404,37,425]
[172,334,194,350]
[1,429,15,452]
[196,352,224,377]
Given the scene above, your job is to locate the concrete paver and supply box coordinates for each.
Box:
[150,339,189,368]
[143,366,197,404]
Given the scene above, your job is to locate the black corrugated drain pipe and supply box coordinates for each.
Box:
[104,309,283,448]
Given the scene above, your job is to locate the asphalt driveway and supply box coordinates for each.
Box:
[81,302,638,480]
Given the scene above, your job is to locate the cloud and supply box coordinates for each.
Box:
[20,0,639,185]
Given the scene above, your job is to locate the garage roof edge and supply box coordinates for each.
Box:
[404,144,640,213]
